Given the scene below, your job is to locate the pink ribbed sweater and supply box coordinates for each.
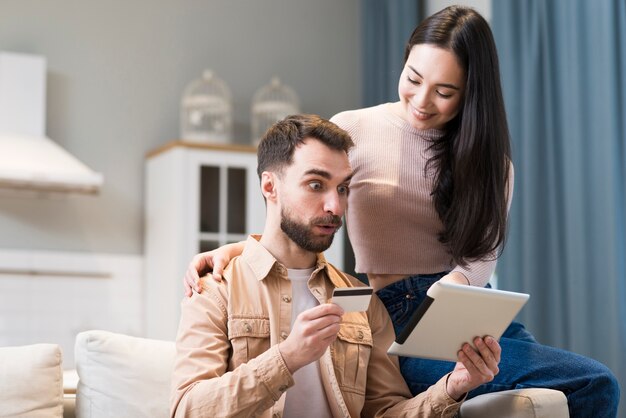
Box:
[331,103,512,287]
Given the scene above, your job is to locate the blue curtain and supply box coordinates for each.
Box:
[360,0,421,107]
[493,1,626,416]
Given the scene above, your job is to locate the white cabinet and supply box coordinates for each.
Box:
[144,141,345,340]
[144,142,262,340]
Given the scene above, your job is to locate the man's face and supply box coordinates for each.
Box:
[275,138,352,253]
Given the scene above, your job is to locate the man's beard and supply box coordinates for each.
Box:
[280,208,343,253]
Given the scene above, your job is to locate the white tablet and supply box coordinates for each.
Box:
[387,281,529,362]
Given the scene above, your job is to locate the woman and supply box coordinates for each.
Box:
[183,6,619,417]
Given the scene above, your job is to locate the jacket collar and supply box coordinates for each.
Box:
[241,235,333,282]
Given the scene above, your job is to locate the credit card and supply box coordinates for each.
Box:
[331,287,374,312]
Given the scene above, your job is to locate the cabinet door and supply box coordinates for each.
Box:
[190,149,262,254]
[198,164,251,252]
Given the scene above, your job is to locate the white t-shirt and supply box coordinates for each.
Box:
[283,267,333,418]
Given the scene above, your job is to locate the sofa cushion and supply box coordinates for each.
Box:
[0,343,63,418]
[74,330,175,418]
[460,388,569,418]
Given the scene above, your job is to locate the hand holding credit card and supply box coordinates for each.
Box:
[331,287,374,312]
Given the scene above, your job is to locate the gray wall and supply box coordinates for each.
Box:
[0,0,361,254]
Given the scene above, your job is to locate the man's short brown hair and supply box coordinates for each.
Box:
[256,114,354,180]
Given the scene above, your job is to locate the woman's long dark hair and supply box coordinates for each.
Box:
[405,6,511,266]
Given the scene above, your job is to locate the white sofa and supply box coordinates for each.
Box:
[1,330,570,418]
[0,343,64,418]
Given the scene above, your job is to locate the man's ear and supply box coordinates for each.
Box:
[261,171,278,201]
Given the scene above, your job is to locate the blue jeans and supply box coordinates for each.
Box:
[376,273,620,418]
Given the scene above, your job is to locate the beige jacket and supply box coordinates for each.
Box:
[171,236,462,418]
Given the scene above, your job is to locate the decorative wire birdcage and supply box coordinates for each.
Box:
[180,70,233,144]
[251,77,300,145]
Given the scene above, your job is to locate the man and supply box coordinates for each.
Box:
[170,114,501,418]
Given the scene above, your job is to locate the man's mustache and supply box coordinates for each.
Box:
[312,215,343,228]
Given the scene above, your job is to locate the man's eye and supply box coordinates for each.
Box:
[309,182,322,191]
[337,185,349,195]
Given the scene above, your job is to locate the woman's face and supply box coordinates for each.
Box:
[396,44,466,130]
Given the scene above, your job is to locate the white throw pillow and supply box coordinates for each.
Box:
[0,343,63,418]
[74,330,175,418]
